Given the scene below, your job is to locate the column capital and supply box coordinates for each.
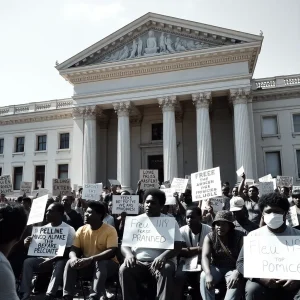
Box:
[192,92,212,109]
[158,96,177,112]
[84,105,102,120]
[72,107,85,119]
[230,88,252,105]
[113,101,132,117]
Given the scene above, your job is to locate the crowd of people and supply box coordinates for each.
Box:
[0,172,300,300]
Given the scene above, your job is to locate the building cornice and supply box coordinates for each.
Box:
[252,86,300,102]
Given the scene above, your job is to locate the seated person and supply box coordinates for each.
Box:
[20,203,76,300]
[62,195,83,230]
[0,203,28,300]
[201,211,244,300]
[119,188,182,300]
[21,197,32,215]
[174,207,212,300]
[63,201,119,300]
[236,193,300,300]
[230,197,258,235]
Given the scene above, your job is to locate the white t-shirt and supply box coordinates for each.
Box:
[248,224,300,237]
[44,221,76,247]
[0,251,19,300]
[132,214,183,263]
[180,224,212,247]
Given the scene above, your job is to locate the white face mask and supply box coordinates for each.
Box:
[264,212,284,229]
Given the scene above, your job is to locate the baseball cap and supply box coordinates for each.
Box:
[230,197,245,212]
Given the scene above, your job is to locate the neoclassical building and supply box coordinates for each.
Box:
[1,13,300,195]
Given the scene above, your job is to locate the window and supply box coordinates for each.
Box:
[59,133,69,149]
[15,137,25,153]
[0,139,3,154]
[35,165,45,189]
[293,114,300,133]
[262,116,278,135]
[152,123,163,141]
[265,151,282,177]
[37,135,47,151]
[58,164,68,179]
[297,150,300,178]
[13,167,23,190]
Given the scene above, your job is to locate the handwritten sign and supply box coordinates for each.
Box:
[286,206,299,227]
[52,179,71,196]
[161,188,176,205]
[236,166,244,177]
[28,226,68,257]
[277,176,293,187]
[293,186,300,192]
[112,195,139,215]
[259,174,273,182]
[109,179,121,186]
[27,195,48,225]
[244,236,300,280]
[259,181,275,196]
[182,255,201,272]
[20,181,32,195]
[201,197,223,212]
[122,215,175,249]
[191,167,222,202]
[139,169,159,190]
[0,175,13,195]
[245,179,255,186]
[82,183,102,201]
[171,178,188,194]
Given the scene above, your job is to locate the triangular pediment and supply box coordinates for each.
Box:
[57,13,263,71]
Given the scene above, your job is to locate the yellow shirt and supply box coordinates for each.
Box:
[73,223,118,263]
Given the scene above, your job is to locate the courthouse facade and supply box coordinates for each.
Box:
[1,13,300,194]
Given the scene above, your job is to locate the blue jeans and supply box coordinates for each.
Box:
[200,266,243,300]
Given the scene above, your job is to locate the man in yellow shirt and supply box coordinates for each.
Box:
[63,201,118,300]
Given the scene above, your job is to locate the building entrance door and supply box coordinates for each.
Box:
[148,155,164,183]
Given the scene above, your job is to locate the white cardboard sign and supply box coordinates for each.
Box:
[28,226,68,257]
[259,174,273,182]
[52,179,71,196]
[112,195,139,215]
[286,206,299,227]
[245,179,255,186]
[139,169,159,190]
[259,181,275,196]
[201,197,223,212]
[0,175,13,195]
[20,181,32,195]
[244,236,300,280]
[191,167,222,202]
[161,188,176,205]
[171,178,188,194]
[236,166,244,177]
[82,183,103,201]
[27,195,48,225]
[122,215,175,249]
[277,176,293,187]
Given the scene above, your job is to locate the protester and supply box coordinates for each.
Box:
[230,197,258,235]
[200,210,245,300]
[63,201,119,300]
[0,203,28,300]
[0,193,8,203]
[20,203,76,300]
[119,188,183,300]
[280,186,290,198]
[232,186,239,197]
[221,186,231,210]
[236,192,300,300]
[62,195,84,230]
[22,196,32,215]
[291,189,300,230]
[174,206,212,300]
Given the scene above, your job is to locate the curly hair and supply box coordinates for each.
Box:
[143,188,166,207]
[258,193,289,213]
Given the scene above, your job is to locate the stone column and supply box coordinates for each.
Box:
[72,107,85,185]
[158,96,178,182]
[113,101,131,191]
[83,106,100,184]
[230,88,253,179]
[192,92,213,171]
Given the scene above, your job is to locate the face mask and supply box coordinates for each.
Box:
[264,213,284,229]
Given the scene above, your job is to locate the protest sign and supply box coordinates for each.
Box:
[191,167,222,202]
[286,206,299,227]
[293,186,300,192]
[259,174,273,182]
[112,195,139,215]
[0,175,13,195]
[245,179,255,186]
[277,176,293,187]
[109,179,121,186]
[201,197,223,212]
[20,181,32,195]
[161,188,176,205]
[82,183,103,201]
[139,169,159,190]
[28,226,69,257]
[236,166,244,177]
[52,179,71,196]
[259,181,275,196]
[171,178,188,194]
[182,255,201,272]
[244,236,300,280]
[122,215,175,249]
[38,188,49,197]
[27,195,48,225]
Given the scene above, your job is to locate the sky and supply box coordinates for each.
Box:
[0,0,299,106]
